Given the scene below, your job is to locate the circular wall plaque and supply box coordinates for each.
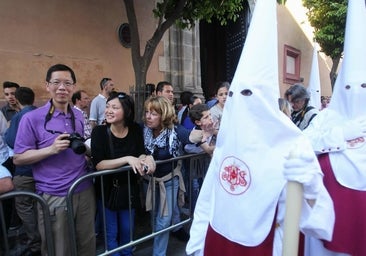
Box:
[118,23,131,48]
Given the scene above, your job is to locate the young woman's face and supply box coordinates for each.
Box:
[105,98,124,124]
[216,87,228,107]
[145,108,162,130]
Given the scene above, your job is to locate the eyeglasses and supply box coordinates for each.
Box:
[48,80,74,87]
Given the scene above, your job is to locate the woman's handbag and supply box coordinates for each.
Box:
[106,178,132,210]
[104,127,135,211]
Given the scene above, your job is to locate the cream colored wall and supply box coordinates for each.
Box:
[0,0,334,107]
[277,4,333,97]
[0,0,163,105]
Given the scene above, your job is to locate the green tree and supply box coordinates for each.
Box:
[302,0,347,89]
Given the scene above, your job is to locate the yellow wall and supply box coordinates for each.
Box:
[278,2,333,97]
[0,0,163,105]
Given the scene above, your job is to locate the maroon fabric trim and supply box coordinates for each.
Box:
[319,153,366,255]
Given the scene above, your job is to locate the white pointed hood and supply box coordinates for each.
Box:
[203,0,317,245]
[307,44,321,110]
[306,0,366,190]
[328,0,366,119]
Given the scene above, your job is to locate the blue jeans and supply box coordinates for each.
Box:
[152,176,179,256]
[105,207,135,256]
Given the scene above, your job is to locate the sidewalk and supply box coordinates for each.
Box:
[7,222,189,256]
[134,235,188,256]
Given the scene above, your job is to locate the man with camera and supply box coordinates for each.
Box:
[13,64,96,256]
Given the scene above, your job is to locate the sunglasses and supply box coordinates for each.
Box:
[109,91,127,99]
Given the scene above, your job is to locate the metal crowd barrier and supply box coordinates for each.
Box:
[0,152,210,256]
[0,190,55,255]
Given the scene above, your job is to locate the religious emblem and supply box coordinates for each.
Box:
[219,156,250,195]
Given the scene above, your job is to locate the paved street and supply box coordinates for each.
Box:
[6,210,189,256]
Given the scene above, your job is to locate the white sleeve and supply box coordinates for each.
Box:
[299,182,335,241]
[0,165,11,178]
[303,112,346,154]
[186,165,215,256]
[89,98,98,121]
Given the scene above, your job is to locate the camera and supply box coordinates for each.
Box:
[64,132,86,154]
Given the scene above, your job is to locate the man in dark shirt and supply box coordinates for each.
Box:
[1,81,20,122]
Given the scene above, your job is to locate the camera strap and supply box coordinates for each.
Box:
[44,99,77,134]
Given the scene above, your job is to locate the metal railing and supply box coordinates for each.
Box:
[0,152,210,256]
[0,191,55,255]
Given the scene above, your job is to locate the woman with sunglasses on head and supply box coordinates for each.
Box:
[91,91,155,256]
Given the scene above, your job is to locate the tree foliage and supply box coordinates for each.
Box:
[153,0,245,29]
[302,0,347,88]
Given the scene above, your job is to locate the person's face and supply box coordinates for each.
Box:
[196,110,213,127]
[105,98,124,124]
[46,71,75,105]
[104,80,115,94]
[3,87,17,106]
[288,96,306,112]
[157,85,174,104]
[216,87,228,107]
[145,108,162,130]
[78,92,90,110]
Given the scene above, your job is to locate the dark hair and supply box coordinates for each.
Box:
[180,91,194,106]
[215,81,230,94]
[189,103,209,123]
[46,64,76,83]
[107,91,135,127]
[284,83,309,102]
[71,90,86,105]
[15,87,35,106]
[3,81,20,89]
[100,77,112,90]
[156,81,172,93]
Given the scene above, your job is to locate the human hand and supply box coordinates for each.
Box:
[189,129,203,144]
[342,116,366,141]
[283,153,322,200]
[138,155,155,176]
[51,134,71,154]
